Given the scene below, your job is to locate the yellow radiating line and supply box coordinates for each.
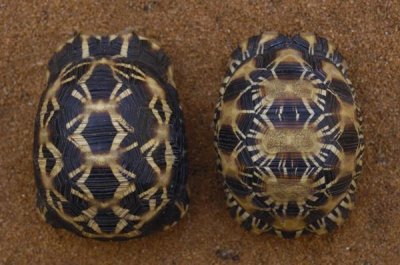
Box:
[66,114,83,129]
[110,163,128,183]
[119,142,138,154]
[71,188,87,200]
[71,89,85,102]
[140,138,156,153]
[44,140,62,160]
[69,134,91,153]
[161,99,172,121]
[115,62,146,75]
[58,62,73,77]
[110,118,128,150]
[79,83,92,100]
[116,89,132,102]
[88,220,102,234]
[44,111,55,127]
[132,200,169,230]
[60,75,76,84]
[110,67,123,83]
[116,115,135,133]
[49,158,63,178]
[48,189,69,204]
[112,68,129,79]
[120,33,131,57]
[114,219,128,234]
[81,35,90,58]
[149,97,164,124]
[119,167,136,179]
[77,183,94,200]
[323,123,341,137]
[68,164,86,179]
[76,166,92,184]
[138,35,161,50]
[73,114,89,134]
[78,63,97,99]
[124,213,141,221]
[110,83,123,100]
[40,88,61,127]
[61,62,92,79]
[149,199,156,210]
[139,186,158,199]
[113,181,136,200]
[146,155,161,175]
[72,213,90,222]
[112,206,129,217]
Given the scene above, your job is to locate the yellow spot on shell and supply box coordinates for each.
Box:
[265,178,313,204]
[84,100,117,113]
[260,79,317,101]
[273,216,307,231]
[262,128,321,154]
[85,152,119,166]
[274,48,305,64]
[156,124,169,141]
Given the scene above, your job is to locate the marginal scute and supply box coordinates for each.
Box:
[274,48,305,65]
[33,32,188,239]
[273,216,307,232]
[218,125,239,153]
[321,60,348,84]
[228,59,257,84]
[327,175,353,196]
[258,32,279,49]
[299,32,317,54]
[214,33,364,238]
[329,79,354,104]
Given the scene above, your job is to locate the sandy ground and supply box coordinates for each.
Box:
[1,1,400,264]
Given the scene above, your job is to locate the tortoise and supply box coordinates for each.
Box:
[214,32,364,238]
[33,31,189,239]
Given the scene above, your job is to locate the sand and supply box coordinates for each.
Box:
[1,0,399,264]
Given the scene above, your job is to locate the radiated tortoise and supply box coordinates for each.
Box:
[33,31,189,239]
[214,32,364,238]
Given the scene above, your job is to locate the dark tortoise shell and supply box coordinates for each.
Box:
[214,32,364,238]
[33,32,189,239]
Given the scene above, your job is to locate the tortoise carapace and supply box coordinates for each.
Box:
[33,32,189,239]
[214,32,364,238]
